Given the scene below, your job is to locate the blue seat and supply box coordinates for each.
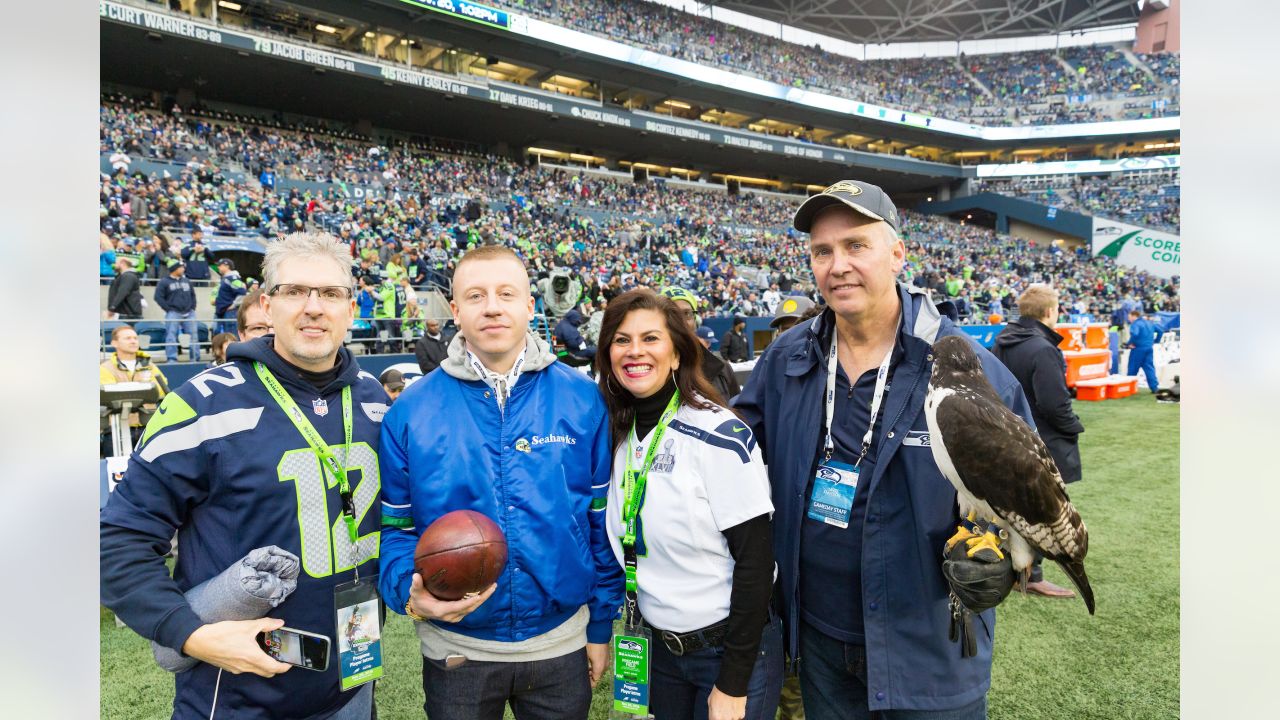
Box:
[133,320,168,349]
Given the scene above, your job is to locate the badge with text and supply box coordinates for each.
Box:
[807,461,859,529]
[333,577,383,691]
[611,621,652,717]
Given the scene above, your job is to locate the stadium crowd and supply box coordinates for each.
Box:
[169,0,1179,127]
[973,171,1180,233]
[488,0,1176,124]
[100,95,1179,334]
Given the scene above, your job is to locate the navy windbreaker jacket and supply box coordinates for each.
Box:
[733,283,1035,712]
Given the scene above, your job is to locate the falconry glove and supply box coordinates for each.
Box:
[942,533,1016,614]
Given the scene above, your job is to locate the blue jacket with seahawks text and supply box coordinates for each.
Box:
[379,332,624,645]
[733,283,1035,713]
[100,338,388,719]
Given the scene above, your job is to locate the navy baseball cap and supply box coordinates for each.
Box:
[793,180,899,234]
[695,325,716,342]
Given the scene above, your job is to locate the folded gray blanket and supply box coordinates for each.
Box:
[152,545,301,672]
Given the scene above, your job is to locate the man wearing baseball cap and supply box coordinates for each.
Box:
[770,296,817,337]
[213,257,247,335]
[734,180,1034,719]
[660,286,741,400]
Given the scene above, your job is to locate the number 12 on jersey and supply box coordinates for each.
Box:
[278,442,381,578]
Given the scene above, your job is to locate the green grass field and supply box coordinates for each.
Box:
[101,395,1178,719]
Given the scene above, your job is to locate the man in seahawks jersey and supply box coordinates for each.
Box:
[101,233,387,719]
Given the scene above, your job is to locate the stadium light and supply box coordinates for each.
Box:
[316,24,338,34]
[365,31,376,38]
[664,100,692,109]
[217,1,242,10]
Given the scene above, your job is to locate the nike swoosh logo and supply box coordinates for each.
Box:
[731,425,747,433]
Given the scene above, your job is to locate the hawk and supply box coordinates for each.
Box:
[924,335,1095,614]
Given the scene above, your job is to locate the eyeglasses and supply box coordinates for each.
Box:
[268,284,354,304]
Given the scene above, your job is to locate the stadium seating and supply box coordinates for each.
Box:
[487,0,1176,125]
[100,95,1180,329]
[972,171,1180,233]
[148,0,1178,127]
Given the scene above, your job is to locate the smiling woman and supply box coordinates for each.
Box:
[594,289,783,720]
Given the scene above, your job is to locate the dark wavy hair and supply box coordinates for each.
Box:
[595,289,725,450]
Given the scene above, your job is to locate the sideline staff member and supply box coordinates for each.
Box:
[734,181,1033,719]
[598,290,782,720]
[101,232,385,718]
[991,284,1084,599]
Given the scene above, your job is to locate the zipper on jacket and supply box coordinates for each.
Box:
[492,382,516,638]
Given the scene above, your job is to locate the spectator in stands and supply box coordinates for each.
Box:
[181,231,211,281]
[99,324,169,455]
[554,309,597,364]
[991,284,1084,600]
[373,272,397,353]
[356,275,377,321]
[155,259,199,363]
[734,180,1030,720]
[380,367,406,402]
[721,316,750,362]
[213,258,247,334]
[107,256,144,320]
[1126,309,1162,392]
[236,288,272,341]
[769,296,817,337]
[662,287,740,401]
[100,233,118,280]
[414,318,449,376]
[209,332,235,366]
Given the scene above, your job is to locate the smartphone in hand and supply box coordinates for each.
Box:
[257,627,331,672]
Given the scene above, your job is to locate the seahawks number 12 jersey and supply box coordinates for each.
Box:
[100,342,387,720]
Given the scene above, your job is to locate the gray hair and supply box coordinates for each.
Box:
[262,232,354,291]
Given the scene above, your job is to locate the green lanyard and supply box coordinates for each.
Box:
[255,362,358,547]
[620,389,680,597]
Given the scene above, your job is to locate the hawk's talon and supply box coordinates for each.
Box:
[944,524,978,554]
[965,530,1006,562]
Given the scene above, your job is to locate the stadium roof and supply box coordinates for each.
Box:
[704,0,1141,44]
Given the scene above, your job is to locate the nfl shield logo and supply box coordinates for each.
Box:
[312,398,329,417]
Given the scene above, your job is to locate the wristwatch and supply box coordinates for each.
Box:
[405,600,428,622]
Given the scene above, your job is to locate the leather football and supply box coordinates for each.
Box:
[414,510,508,601]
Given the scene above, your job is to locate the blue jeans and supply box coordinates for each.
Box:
[163,310,199,362]
[798,621,986,720]
[318,682,372,719]
[420,647,591,720]
[649,615,784,720]
[214,309,235,336]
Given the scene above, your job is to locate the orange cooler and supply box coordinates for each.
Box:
[1084,323,1110,350]
[1055,323,1084,351]
[1074,378,1109,401]
[1106,375,1138,398]
[1062,349,1111,387]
